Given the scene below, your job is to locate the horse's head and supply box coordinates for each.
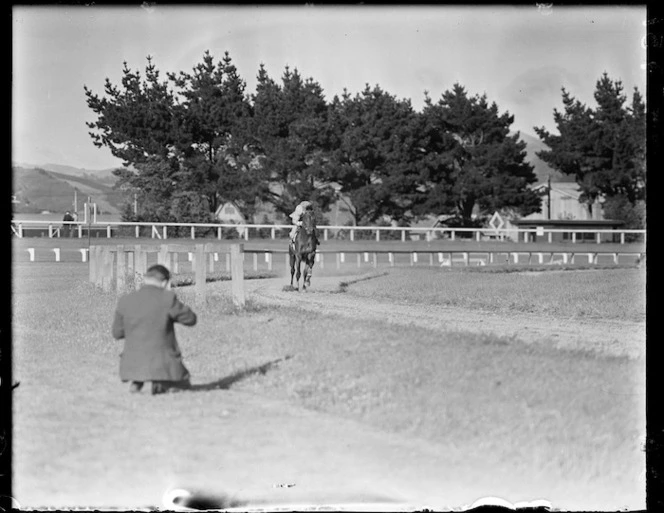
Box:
[301,208,316,234]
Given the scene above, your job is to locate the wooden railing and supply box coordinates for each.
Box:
[88,243,247,307]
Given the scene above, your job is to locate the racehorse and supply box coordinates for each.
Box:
[289,209,318,290]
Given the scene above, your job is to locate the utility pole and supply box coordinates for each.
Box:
[547,175,552,220]
[74,189,78,214]
[87,196,92,250]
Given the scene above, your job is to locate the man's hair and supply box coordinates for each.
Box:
[145,264,171,282]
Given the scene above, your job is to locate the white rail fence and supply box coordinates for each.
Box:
[23,246,646,269]
[11,220,646,244]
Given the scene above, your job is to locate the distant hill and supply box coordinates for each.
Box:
[516,131,574,185]
[13,162,121,186]
[12,166,123,215]
[37,163,120,186]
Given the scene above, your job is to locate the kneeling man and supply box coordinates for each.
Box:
[112,264,197,395]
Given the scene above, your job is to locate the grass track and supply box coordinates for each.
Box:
[344,266,646,322]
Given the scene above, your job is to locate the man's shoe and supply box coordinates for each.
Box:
[129,381,143,393]
[151,382,167,395]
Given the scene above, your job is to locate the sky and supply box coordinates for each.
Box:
[12,4,647,171]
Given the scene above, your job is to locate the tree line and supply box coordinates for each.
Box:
[84,51,645,229]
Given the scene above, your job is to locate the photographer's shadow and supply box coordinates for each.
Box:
[188,356,293,392]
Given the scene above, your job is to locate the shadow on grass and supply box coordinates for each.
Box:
[189,356,293,392]
[335,270,390,293]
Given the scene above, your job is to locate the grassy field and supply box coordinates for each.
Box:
[343,266,646,322]
[11,263,646,509]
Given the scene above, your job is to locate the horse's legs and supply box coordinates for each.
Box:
[295,257,302,290]
[304,256,314,288]
[289,252,296,287]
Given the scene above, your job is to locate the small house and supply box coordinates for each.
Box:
[525,182,604,222]
[214,201,246,237]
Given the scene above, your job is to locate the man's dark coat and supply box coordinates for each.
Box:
[112,285,197,382]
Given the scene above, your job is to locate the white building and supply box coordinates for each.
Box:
[214,201,246,237]
[523,182,604,221]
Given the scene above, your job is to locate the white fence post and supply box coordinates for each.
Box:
[230,244,245,307]
[194,244,206,300]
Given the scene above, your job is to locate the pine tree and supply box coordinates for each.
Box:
[85,52,257,223]
[249,65,336,218]
[415,84,540,225]
[167,51,256,218]
[326,85,421,225]
[85,56,177,165]
[534,73,645,223]
[85,57,183,222]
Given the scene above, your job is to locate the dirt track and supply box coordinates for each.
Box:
[232,272,645,360]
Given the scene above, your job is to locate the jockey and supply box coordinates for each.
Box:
[289,200,319,246]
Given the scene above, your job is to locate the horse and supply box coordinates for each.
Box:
[289,209,318,290]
